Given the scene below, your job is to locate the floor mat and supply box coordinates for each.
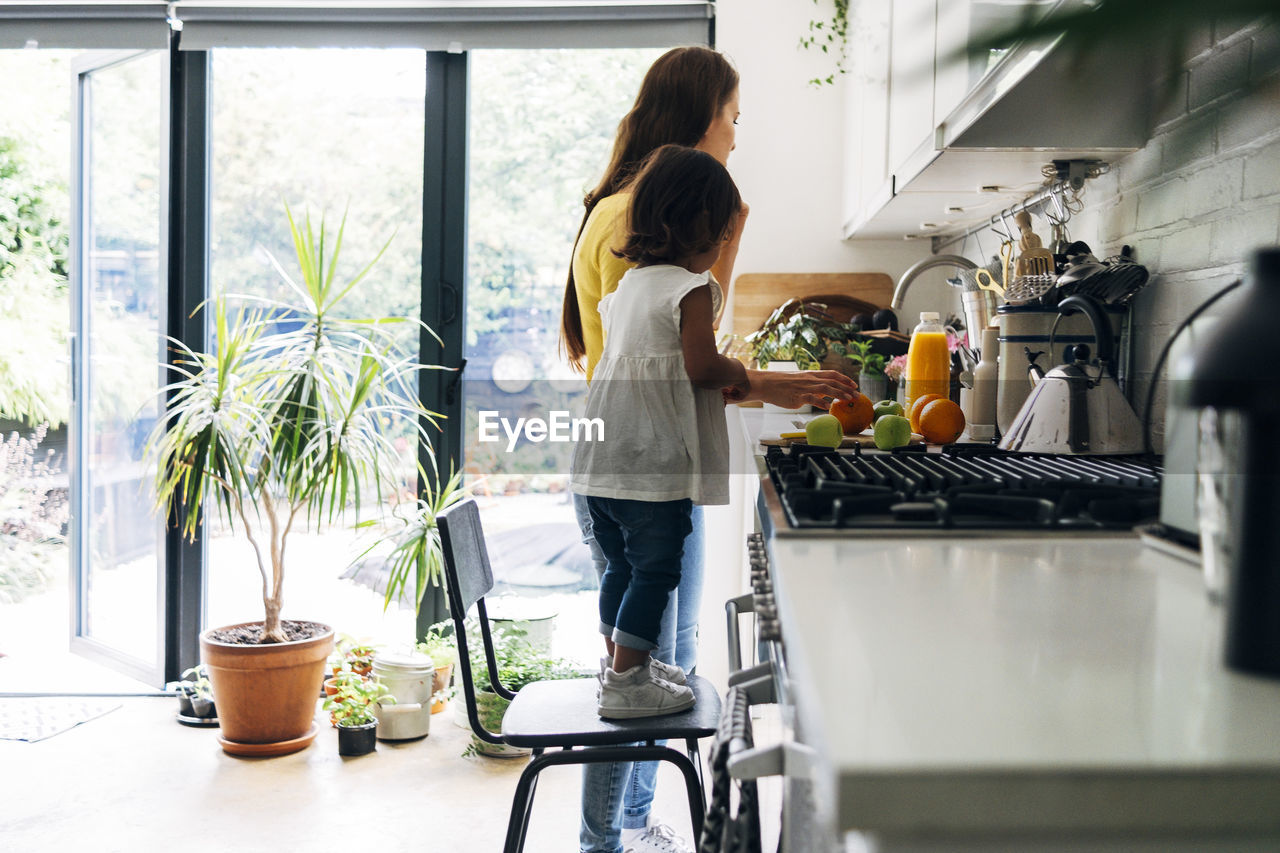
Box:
[0,697,122,742]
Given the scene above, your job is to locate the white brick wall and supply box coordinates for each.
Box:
[1065,19,1280,449]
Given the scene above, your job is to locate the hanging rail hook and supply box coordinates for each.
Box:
[998,208,1015,240]
[1043,186,1063,227]
[1051,183,1070,225]
[990,210,1012,242]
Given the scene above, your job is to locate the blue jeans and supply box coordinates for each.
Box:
[575,493,704,853]
[591,497,692,650]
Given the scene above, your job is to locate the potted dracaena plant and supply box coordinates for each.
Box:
[147,203,442,757]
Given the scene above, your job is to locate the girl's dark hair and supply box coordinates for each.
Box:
[560,46,739,370]
[612,145,741,266]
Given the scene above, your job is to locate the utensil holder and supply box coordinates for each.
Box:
[961,288,997,339]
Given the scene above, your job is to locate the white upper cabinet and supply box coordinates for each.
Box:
[843,0,891,233]
[844,0,1158,241]
[886,0,937,183]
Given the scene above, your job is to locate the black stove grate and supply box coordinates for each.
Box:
[765,443,1162,531]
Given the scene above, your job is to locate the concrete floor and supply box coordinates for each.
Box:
[1,696,704,853]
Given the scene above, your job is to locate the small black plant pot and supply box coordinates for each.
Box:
[337,721,378,756]
[177,691,219,726]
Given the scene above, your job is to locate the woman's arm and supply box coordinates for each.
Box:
[709,202,749,328]
[681,286,749,393]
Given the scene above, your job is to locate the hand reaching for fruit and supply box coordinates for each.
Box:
[829,394,873,434]
[741,368,859,410]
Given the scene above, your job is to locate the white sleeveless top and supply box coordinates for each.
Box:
[569,264,730,505]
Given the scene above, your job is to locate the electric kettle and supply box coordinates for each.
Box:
[998,294,1144,454]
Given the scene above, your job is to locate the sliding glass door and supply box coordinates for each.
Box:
[69,50,168,685]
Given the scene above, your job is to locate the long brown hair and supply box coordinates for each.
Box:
[560,46,740,370]
[613,145,742,267]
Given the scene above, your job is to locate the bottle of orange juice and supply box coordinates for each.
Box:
[904,312,951,412]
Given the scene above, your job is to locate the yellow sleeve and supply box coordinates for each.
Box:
[572,193,634,380]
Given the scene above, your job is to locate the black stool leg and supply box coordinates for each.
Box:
[686,737,706,803]
[501,744,707,852]
[673,748,706,841]
[514,769,541,851]
[504,756,548,853]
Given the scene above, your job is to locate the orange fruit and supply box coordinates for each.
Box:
[829,393,874,435]
[918,398,966,444]
[908,393,943,433]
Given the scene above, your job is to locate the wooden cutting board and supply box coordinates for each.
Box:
[760,430,924,448]
[731,272,895,343]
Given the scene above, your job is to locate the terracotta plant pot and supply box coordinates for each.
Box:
[201,621,334,756]
[430,663,453,714]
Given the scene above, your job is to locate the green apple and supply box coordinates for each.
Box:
[873,399,904,420]
[873,414,912,450]
[805,414,844,448]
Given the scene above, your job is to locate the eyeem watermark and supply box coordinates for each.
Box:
[477,410,603,452]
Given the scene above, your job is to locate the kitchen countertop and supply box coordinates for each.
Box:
[737,408,1280,842]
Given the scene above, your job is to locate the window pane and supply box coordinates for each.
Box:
[207,48,425,642]
[82,51,165,665]
[465,48,662,666]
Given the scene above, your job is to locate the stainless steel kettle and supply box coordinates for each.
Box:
[998,294,1144,454]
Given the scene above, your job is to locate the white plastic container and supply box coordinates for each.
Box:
[372,651,434,741]
[966,327,999,441]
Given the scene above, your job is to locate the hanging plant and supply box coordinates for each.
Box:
[799,0,850,87]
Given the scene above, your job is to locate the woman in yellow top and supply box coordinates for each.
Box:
[562,47,857,853]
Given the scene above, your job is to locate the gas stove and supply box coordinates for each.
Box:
[762,443,1162,536]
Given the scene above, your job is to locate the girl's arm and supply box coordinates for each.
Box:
[728,368,861,409]
[681,286,749,393]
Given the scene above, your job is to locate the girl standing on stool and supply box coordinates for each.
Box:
[571,144,746,717]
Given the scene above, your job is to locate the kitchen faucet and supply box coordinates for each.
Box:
[890,254,977,309]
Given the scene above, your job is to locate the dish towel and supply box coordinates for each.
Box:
[698,687,762,853]
[0,697,122,742]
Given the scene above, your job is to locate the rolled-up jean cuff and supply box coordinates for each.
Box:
[611,627,657,652]
[599,621,614,638]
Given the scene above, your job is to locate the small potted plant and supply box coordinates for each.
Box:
[743,299,839,370]
[830,337,888,402]
[323,671,395,756]
[175,663,218,725]
[885,354,908,405]
[330,635,378,678]
[415,621,459,714]
[464,621,580,758]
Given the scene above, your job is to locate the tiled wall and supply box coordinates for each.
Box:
[1067,18,1280,449]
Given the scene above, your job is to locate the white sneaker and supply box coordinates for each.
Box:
[599,655,688,686]
[649,658,687,686]
[621,821,693,853]
[597,664,695,719]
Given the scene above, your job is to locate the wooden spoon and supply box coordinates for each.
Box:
[1013,211,1054,277]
